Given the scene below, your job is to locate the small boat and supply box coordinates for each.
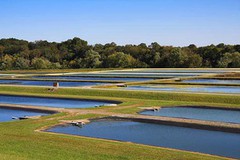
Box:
[116,84,127,87]
[19,116,29,120]
[153,108,159,112]
[12,116,29,120]
[95,105,105,108]
[70,122,85,128]
[70,121,85,127]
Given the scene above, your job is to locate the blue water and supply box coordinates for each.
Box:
[0,108,49,122]
[47,119,240,159]
[107,69,233,73]
[0,95,116,108]
[71,73,200,78]
[0,79,109,87]
[126,85,240,94]
[34,76,155,82]
[141,107,240,123]
[183,79,240,84]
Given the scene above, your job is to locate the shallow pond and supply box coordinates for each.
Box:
[126,85,240,94]
[71,73,201,78]
[0,95,116,108]
[0,108,49,122]
[182,79,240,84]
[0,79,109,87]
[107,70,226,73]
[34,76,155,82]
[108,68,239,73]
[47,119,240,159]
[141,107,240,123]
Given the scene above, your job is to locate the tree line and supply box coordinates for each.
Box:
[0,37,239,70]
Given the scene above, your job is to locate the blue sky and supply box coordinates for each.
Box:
[0,0,239,46]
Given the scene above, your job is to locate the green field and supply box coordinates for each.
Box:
[1,0,240,158]
[0,84,239,159]
[0,114,228,160]
[0,69,239,160]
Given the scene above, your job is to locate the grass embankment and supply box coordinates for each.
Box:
[0,77,124,83]
[125,74,240,86]
[0,86,239,160]
[126,81,240,87]
[0,68,118,74]
[214,72,240,79]
[0,86,239,115]
[0,86,239,106]
[0,113,228,160]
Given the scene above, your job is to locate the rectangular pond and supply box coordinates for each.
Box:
[46,119,240,159]
[126,85,240,94]
[182,79,240,85]
[105,70,227,74]
[0,95,117,108]
[70,73,201,78]
[0,108,50,122]
[0,79,110,87]
[34,76,155,82]
[140,107,240,124]
[105,68,238,73]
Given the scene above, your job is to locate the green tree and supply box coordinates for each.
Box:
[105,52,140,68]
[181,48,202,68]
[0,55,14,70]
[81,50,102,68]
[31,57,51,69]
[14,57,30,69]
[0,45,4,58]
[51,62,62,69]
[218,52,240,68]
[0,38,239,69]
[165,48,183,67]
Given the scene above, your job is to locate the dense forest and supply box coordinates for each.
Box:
[0,37,239,70]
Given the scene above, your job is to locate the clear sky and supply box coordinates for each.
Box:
[0,0,239,46]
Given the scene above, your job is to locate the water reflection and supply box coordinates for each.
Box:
[47,119,240,159]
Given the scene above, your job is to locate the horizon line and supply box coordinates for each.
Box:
[1,37,239,48]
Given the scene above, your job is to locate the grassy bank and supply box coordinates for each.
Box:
[130,81,240,86]
[0,113,228,160]
[0,77,124,83]
[0,85,239,160]
[0,68,116,74]
[0,86,239,105]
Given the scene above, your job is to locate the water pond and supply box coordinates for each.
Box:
[34,76,155,82]
[70,73,201,78]
[0,95,117,108]
[106,68,237,73]
[182,79,240,85]
[126,85,240,94]
[0,108,49,122]
[140,107,240,123]
[0,79,109,87]
[47,119,240,159]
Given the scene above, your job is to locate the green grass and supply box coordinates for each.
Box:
[0,68,118,74]
[0,85,239,160]
[61,114,105,120]
[133,81,240,87]
[0,114,227,160]
[0,77,124,83]
[0,86,239,105]
[112,99,240,114]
